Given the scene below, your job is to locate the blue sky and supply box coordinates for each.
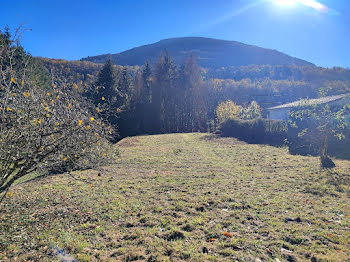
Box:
[1,0,349,68]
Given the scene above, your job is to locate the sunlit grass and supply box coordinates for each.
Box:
[0,133,349,261]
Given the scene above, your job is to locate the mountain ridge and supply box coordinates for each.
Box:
[81,37,315,68]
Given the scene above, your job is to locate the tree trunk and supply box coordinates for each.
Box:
[319,130,335,169]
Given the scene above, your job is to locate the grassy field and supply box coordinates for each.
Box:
[1,133,350,261]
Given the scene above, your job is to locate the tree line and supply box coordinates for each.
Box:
[84,52,209,138]
[82,52,350,141]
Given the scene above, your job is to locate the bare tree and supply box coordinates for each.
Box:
[289,95,350,168]
[0,28,116,201]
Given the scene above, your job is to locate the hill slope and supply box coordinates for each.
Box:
[1,133,349,261]
[81,37,314,68]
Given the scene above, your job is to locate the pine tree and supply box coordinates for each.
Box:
[141,61,152,104]
[117,66,131,109]
[134,61,153,134]
[90,58,118,107]
[84,58,119,129]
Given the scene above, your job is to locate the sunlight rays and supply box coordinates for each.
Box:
[273,0,329,12]
[298,0,328,12]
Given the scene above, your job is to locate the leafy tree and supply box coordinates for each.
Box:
[216,100,242,124]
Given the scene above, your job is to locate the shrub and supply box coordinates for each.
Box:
[0,28,115,198]
[218,118,287,146]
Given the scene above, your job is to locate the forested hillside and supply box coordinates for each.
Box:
[37,57,138,90]
[40,56,350,110]
[205,65,350,108]
[80,37,314,68]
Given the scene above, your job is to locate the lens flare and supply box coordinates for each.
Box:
[298,0,328,12]
[273,0,329,12]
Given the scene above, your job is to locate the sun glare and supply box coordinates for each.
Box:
[274,0,297,6]
[273,0,329,12]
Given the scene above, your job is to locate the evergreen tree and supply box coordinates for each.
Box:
[89,58,118,107]
[0,27,49,90]
[85,59,119,132]
[141,61,152,103]
[117,66,132,109]
[133,61,153,133]
[152,51,178,133]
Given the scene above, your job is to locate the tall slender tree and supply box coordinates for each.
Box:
[142,61,152,103]
[184,55,207,131]
[117,66,132,109]
[134,61,153,133]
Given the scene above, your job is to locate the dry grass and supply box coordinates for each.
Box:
[0,133,349,261]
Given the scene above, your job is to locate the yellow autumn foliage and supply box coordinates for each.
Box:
[216,100,242,124]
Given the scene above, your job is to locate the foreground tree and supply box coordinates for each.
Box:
[289,93,350,168]
[0,28,115,200]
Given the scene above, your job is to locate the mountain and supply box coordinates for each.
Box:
[81,37,314,68]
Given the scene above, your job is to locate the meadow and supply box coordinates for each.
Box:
[0,133,349,261]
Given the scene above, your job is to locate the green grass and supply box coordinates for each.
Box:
[1,133,349,261]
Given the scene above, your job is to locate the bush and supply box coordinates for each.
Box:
[0,28,115,197]
[218,118,287,146]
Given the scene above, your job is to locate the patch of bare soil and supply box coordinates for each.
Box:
[117,136,140,147]
[200,134,247,145]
